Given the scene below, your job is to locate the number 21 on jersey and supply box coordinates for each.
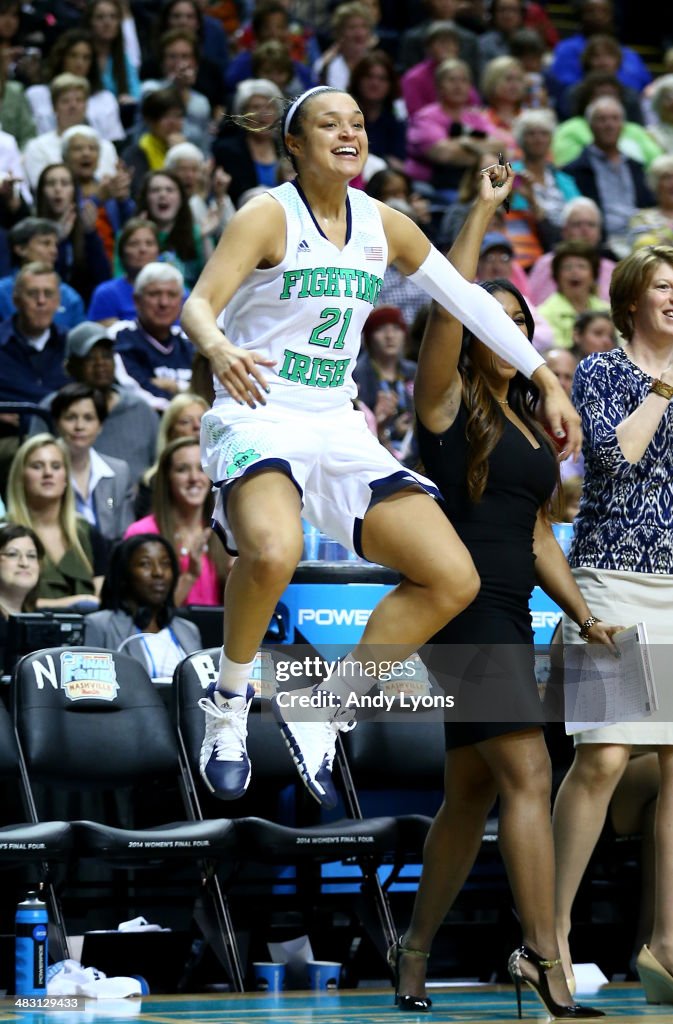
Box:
[308,307,353,349]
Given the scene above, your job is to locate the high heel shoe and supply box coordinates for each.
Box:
[636,944,673,1004]
[387,936,432,1012]
[508,945,604,1020]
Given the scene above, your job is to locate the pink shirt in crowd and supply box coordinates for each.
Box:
[124,514,222,606]
[405,102,493,182]
[527,253,616,306]
[402,58,482,118]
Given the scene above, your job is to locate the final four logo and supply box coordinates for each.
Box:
[60,651,119,702]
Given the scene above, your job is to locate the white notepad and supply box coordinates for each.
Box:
[565,622,657,734]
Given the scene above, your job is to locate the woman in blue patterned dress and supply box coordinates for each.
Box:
[552,245,673,1003]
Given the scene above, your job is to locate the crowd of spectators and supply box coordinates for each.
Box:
[0,0,669,619]
[0,4,669,998]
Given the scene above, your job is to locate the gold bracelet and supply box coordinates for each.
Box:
[578,615,599,641]
[649,378,673,400]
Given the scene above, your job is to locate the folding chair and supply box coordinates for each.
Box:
[338,716,447,890]
[173,649,399,974]
[12,647,244,991]
[0,698,72,959]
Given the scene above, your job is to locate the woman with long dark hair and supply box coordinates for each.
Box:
[25,28,124,141]
[140,0,228,108]
[348,49,406,170]
[82,0,140,104]
[136,169,205,288]
[84,533,202,676]
[35,162,111,306]
[124,436,227,607]
[155,29,211,153]
[391,166,619,1018]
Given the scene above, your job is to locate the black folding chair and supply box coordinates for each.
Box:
[0,698,72,959]
[173,649,399,974]
[338,716,447,890]
[12,647,244,991]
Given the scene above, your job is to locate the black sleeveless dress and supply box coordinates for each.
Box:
[417,402,557,749]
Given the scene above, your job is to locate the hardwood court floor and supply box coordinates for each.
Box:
[0,983,669,1024]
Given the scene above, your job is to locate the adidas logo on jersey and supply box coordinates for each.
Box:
[297,239,311,252]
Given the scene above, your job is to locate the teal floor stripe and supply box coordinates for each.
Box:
[0,984,667,1024]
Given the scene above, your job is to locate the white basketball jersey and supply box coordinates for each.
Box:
[216,180,388,412]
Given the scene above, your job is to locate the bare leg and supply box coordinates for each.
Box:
[481,728,574,1005]
[223,470,303,662]
[552,743,631,979]
[355,490,480,658]
[198,470,304,796]
[648,747,673,972]
[400,728,575,1005]
[271,490,480,807]
[398,745,497,999]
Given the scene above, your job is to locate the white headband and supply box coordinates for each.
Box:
[283,86,333,139]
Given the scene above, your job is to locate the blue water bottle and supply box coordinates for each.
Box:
[15,891,48,995]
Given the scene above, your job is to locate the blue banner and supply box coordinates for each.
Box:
[279,523,575,651]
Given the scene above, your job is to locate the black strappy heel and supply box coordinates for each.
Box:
[508,945,604,1019]
[387,935,432,1013]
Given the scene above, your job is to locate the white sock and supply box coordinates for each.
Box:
[316,652,375,705]
[217,651,255,698]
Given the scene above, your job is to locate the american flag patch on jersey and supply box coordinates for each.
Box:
[364,246,384,260]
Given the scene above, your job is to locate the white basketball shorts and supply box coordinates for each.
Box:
[201,400,441,556]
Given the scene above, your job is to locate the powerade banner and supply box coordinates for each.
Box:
[279,583,390,654]
[278,523,575,653]
[531,522,574,644]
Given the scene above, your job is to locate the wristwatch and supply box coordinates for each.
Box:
[578,616,599,641]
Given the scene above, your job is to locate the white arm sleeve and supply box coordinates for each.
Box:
[408,245,546,380]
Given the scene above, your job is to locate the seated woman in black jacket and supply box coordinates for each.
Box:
[211,78,285,208]
[0,523,44,670]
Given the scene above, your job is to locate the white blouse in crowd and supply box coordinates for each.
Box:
[70,447,116,528]
[25,84,126,143]
[136,628,186,681]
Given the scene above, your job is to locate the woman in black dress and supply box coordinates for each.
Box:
[390,165,620,1018]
